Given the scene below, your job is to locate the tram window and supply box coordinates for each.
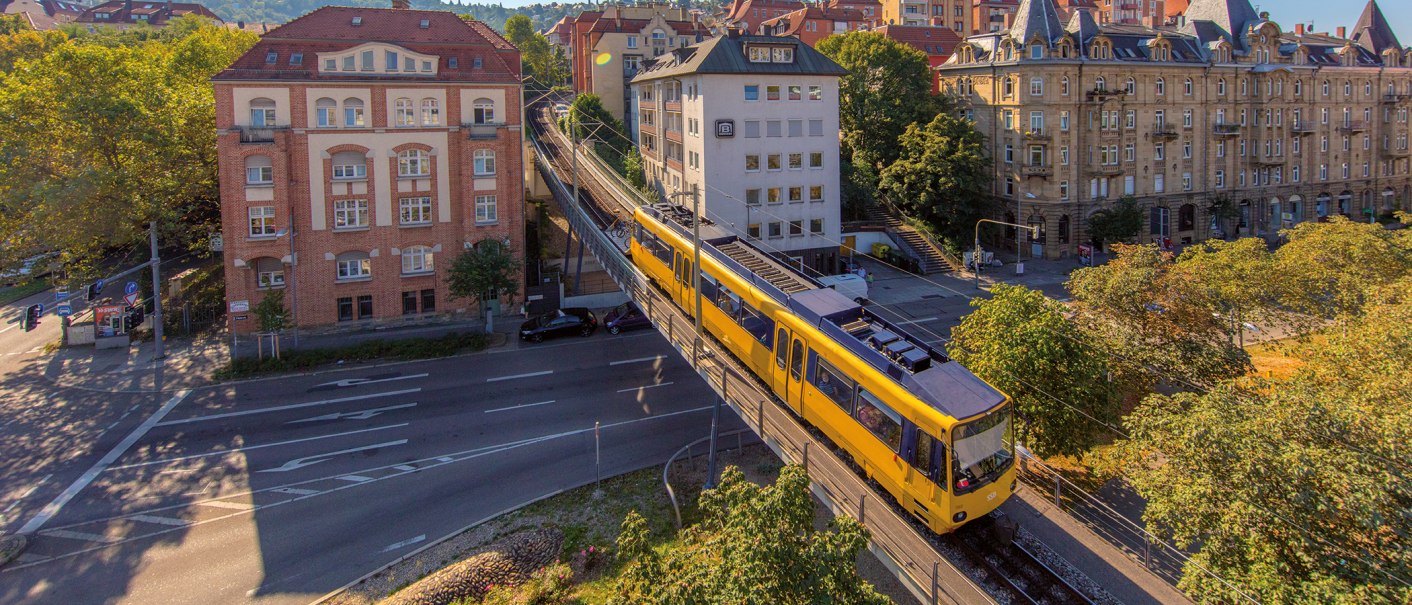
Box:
[652,237,672,265]
[739,303,773,345]
[775,328,788,368]
[716,285,740,317]
[699,273,718,302]
[789,339,804,380]
[856,388,902,452]
[912,431,941,482]
[813,358,856,412]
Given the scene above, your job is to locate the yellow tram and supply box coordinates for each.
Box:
[630,206,1016,534]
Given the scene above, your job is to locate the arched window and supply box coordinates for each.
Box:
[1178,203,1196,231]
[420,98,439,125]
[331,151,367,180]
[244,155,273,185]
[335,251,372,280]
[249,97,276,127]
[315,97,337,128]
[398,149,430,177]
[1183,78,1193,96]
[1125,77,1136,95]
[473,149,495,176]
[1218,78,1226,96]
[1155,77,1165,96]
[1095,76,1106,92]
[1027,216,1046,243]
[343,98,365,127]
[394,97,415,127]
[401,245,435,275]
[472,98,495,124]
[1057,215,1070,244]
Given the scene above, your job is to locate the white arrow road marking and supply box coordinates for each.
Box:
[381,534,426,553]
[484,400,556,414]
[286,402,419,424]
[485,370,552,383]
[272,487,320,496]
[258,440,408,473]
[156,389,420,427]
[108,424,408,471]
[129,514,190,527]
[617,382,675,393]
[313,373,428,389]
[337,475,373,483]
[198,500,252,511]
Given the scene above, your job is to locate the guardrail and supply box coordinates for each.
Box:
[663,428,759,529]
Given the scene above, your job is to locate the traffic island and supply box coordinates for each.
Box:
[0,533,27,568]
[214,331,498,381]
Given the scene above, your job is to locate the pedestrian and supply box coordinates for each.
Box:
[520,300,530,319]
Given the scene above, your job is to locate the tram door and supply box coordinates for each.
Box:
[772,327,793,408]
[673,252,693,312]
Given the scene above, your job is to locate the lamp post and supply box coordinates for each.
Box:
[975,218,1037,290]
[669,185,717,487]
[274,227,298,347]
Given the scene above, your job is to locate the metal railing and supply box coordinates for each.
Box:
[663,429,758,529]
[877,196,965,273]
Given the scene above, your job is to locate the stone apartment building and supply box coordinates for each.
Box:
[936,0,1412,260]
[631,33,848,274]
[880,0,970,35]
[213,5,524,333]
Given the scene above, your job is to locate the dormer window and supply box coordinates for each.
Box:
[265,51,277,64]
[419,19,429,28]
[290,53,303,66]
[448,57,459,69]
[351,16,362,26]
[473,57,482,69]
[1030,44,1042,59]
[361,51,374,71]
[386,51,399,71]
[773,47,793,63]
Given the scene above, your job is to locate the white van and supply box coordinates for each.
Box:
[816,273,869,303]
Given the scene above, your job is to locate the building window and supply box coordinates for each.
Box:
[337,297,354,321]
[358,294,373,318]
[475,195,497,224]
[767,154,781,171]
[315,97,337,127]
[744,85,759,101]
[788,85,801,100]
[473,149,496,176]
[788,186,802,202]
[400,196,432,225]
[244,156,273,185]
[809,185,823,202]
[808,119,823,136]
[747,223,761,238]
[810,218,823,234]
[746,189,761,205]
[767,187,781,204]
[401,245,434,275]
[249,98,276,127]
[788,153,803,169]
[745,155,759,172]
[420,98,440,125]
[386,50,399,71]
[333,199,369,229]
[335,252,372,280]
[809,152,823,168]
[768,222,782,238]
[1215,170,1225,188]
[789,220,803,236]
[331,151,367,180]
[394,97,416,127]
[472,98,495,124]
[248,206,276,237]
[1029,77,1043,96]
[1059,181,1069,200]
[255,258,284,289]
[398,149,430,177]
[343,98,365,127]
[766,85,780,101]
[1184,78,1193,95]
[808,85,822,100]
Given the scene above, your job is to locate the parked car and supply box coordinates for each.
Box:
[604,301,651,335]
[520,307,596,342]
[816,273,869,304]
[552,103,570,118]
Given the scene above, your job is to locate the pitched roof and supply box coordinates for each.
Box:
[213,6,520,83]
[1178,0,1259,50]
[1008,0,1065,45]
[760,6,868,36]
[1349,0,1402,56]
[632,33,846,82]
[76,1,223,25]
[1065,7,1099,45]
[1165,0,1189,19]
[873,24,962,57]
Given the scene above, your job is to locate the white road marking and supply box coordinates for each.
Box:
[484,400,556,414]
[380,534,426,553]
[0,323,16,335]
[617,382,675,393]
[610,355,664,366]
[43,529,119,543]
[436,457,453,463]
[313,373,428,389]
[272,487,320,496]
[18,390,190,534]
[129,514,190,527]
[198,500,253,511]
[258,440,408,473]
[14,553,50,563]
[337,475,373,483]
[109,424,409,471]
[286,402,419,424]
[392,465,417,472]
[485,370,552,383]
[3,473,50,514]
[892,317,940,325]
[156,389,421,426]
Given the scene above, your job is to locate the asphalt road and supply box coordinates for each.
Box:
[0,329,736,605]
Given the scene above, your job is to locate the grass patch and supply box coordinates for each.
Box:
[0,278,49,306]
[1246,335,1324,381]
[214,331,491,380]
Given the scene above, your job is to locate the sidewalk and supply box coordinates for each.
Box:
[44,313,528,393]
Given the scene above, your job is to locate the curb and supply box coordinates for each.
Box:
[0,534,28,569]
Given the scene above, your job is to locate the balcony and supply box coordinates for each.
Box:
[1021,164,1052,177]
[1382,147,1411,158]
[1382,93,1410,104]
[463,123,504,139]
[1091,164,1123,176]
[1149,124,1179,140]
[1086,87,1126,100]
[1253,156,1285,166]
[1022,128,1050,141]
[1213,123,1242,136]
[1291,121,1316,134]
[238,126,287,144]
[1338,120,1367,133]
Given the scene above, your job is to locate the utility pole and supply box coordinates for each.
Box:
[149,221,165,360]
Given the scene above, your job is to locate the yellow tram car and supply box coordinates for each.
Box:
[630,206,1016,534]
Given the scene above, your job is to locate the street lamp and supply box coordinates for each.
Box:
[668,185,718,487]
[274,227,298,346]
[974,218,1037,291]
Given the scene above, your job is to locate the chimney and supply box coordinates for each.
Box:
[391,0,410,8]
[1295,23,1304,35]
[1337,26,1346,38]
[1003,11,1013,28]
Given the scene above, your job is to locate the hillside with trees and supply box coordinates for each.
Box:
[202,0,718,32]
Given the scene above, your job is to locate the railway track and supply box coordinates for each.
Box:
[946,517,1097,605]
[527,104,634,231]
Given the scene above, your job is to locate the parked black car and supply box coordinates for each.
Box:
[604,301,652,335]
[519,308,596,342]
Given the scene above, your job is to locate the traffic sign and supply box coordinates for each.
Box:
[55,288,69,302]
[55,304,72,317]
[123,291,140,307]
[34,303,43,315]
[124,281,139,296]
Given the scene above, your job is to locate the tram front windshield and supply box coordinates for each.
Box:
[950,405,1013,494]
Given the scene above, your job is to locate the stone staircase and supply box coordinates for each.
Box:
[864,203,963,275]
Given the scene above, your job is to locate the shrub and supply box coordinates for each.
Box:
[216,332,489,380]
[478,562,574,605]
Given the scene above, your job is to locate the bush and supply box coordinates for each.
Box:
[216,332,489,380]
[478,562,574,605]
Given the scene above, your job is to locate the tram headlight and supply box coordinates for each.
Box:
[952,511,967,523]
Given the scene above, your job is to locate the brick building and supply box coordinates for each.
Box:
[75,0,223,30]
[718,0,806,32]
[758,5,873,47]
[566,4,711,129]
[874,24,963,90]
[1,0,85,31]
[937,0,1412,259]
[213,5,524,333]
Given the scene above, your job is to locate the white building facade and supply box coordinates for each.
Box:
[631,33,848,274]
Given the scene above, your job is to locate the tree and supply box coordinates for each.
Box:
[447,239,521,312]
[502,14,535,47]
[877,112,993,243]
[623,146,646,190]
[562,92,632,173]
[609,465,892,605]
[816,31,941,170]
[1171,237,1288,346]
[0,27,68,73]
[1110,288,1412,604]
[253,288,288,333]
[1273,216,1411,332]
[948,284,1119,458]
[1086,197,1143,249]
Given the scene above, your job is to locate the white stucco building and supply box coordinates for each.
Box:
[630,32,848,274]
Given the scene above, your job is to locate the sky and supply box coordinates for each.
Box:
[1274,0,1412,42]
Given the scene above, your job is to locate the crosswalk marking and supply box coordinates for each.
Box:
[44,529,118,543]
[129,514,190,527]
[198,500,253,511]
[337,474,373,483]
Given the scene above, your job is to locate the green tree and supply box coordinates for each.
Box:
[623,146,646,190]
[504,14,569,86]
[1171,237,1287,346]
[877,112,993,243]
[253,288,289,333]
[948,284,1119,458]
[446,239,521,311]
[1273,216,1411,332]
[562,92,632,173]
[503,14,535,47]
[0,27,68,73]
[816,31,941,170]
[1086,197,1144,249]
[1111,288,1412,604]
[610,465,892,605]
